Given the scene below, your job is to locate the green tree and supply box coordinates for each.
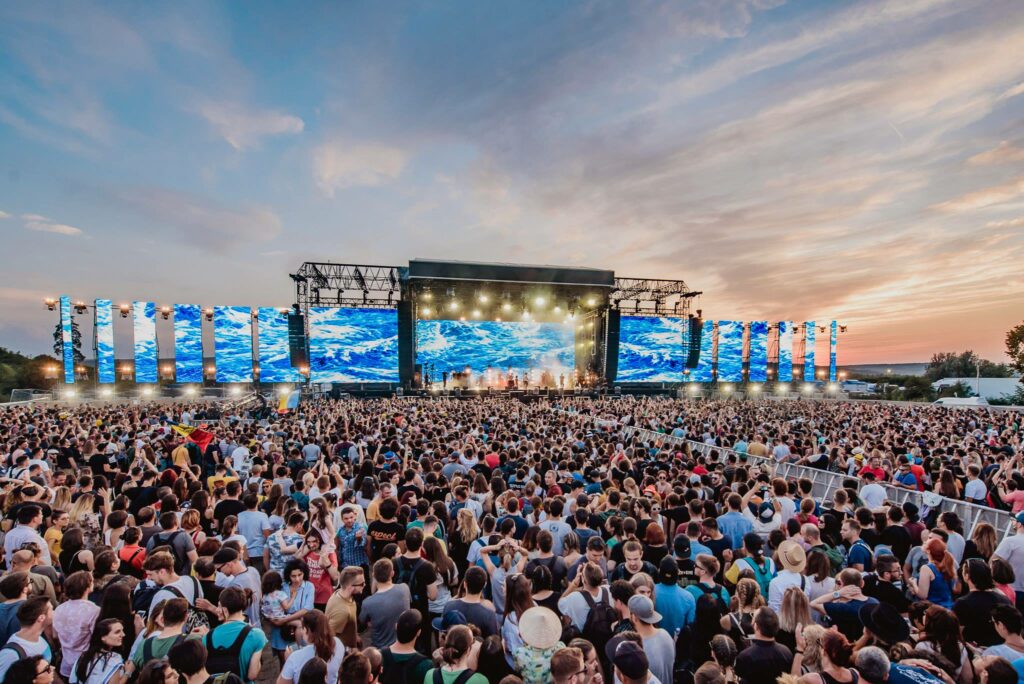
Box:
[901,376,937,401]
[52,319,85,365]
[1008,322,1024,375]
[924,350,1011,381]
[937,381,974,398]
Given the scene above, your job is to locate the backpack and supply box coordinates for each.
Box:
[151,531,190,574]
[580,587,617,655]
[89,575,130,606]
[380,648,428,684]
[204,624,253,678]
[119,548,146,580]
[141,633,186,663]
[132,580,162,615]
[811,545,845,575]
[432,670,474,684]
[739,556,775,598]
[696,583,729,614]
[394,557,426,603]
[164,577,211,633]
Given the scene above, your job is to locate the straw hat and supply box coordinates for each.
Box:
[777,540,807,573]
[518,607,562,650]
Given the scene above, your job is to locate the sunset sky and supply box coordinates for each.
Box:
[1,0,1022,365]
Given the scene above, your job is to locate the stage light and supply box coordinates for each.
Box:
[828,383,838,392]
[478,293,489,303]
[777,383,789,394]
[586,297,596,307]
[423,290,433,301]
[448,301,459,311]
[206,365,216,375]
[44,298,56,311]
[587,321,594,329]
[803,383,814,393]
[495,316,502,322]
[64,389,77,399]
[522,310,531,320]
[750,384,761,393]
[74,301,88,314]
[722,384,733,393]
[100,387,113,398]
[185,386,197,396]
[142,386,154,397]
[298,365,309,375]
[459,316,466,321]
[688,383,700,394]
[278,308,289,316]
[203,308,213,322]
[160,306,171,320]
[421,307,432,316]
[553,305,562,314]
[502,302,512,312]
[534,296,545,307]
[119,304,130,319]
[277,385,291,396]
[472,309,481,318]
[230,386,242,396]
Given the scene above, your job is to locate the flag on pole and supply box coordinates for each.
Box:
[170,423,215,453]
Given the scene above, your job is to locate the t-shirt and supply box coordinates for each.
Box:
[146,530,197,575]
[214,500,246,527]
[824,597,878,641]
[422,669,488,684]
[537,519,573,555]
[846,540,873,571]
[383,650,432,684]
[860,483,887,509]
[304,551,338,605]
[325,592,358,648]
[735,639,793,684]
[216,567,262,627]
[150,575,203,613]
[359,584,411,648]
[280,639,346,684]
[643,628,676,684]
[367,520,405,560]
[237,511,271,556]
[0,633,53,680]
[206,620,268,684]
[71,651,125,684]
[443,599,499,637]
[964,479,988,503]
[131,633,194,667]
[994,534,1024,592]
[953,590,1012,646]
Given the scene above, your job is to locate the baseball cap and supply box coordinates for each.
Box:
[659,556,679,584]
[1015,512,1024,526]
[673,534,691,559]
[627,595,662,624]
[610,640,649,679]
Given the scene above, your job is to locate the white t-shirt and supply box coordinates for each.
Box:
[964,479,987,502]
[0,634,53,681]
[70,652,125,684]
[280,638,346,684]
[231,446,251,470]
[860,483,887,509]
[995,533,1024,592]
[150,575,203,613]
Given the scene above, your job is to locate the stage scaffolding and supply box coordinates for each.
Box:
[611,277,702,316]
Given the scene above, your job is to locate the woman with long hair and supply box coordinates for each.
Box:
[188,490,215,536]
[966,522,997,561]
[710,634,738,684]
[449,508,480,577]
[180,509,205,547]
[59,527,95,573]
[501,573,536,667]
[97,582,142,659]
[424,536,459,622]
[917,605,972,684]
[277,610,346,684]
[936,470,960,498]
[722,578,765,646]
[796,630,857,684]
[51,487,72,513]
[777,586,813,652]
[307,497,336,552]
[68,494,103,548]
[991,557,1017,604]
[424,625,487,684]
[691,590,727,666]
[72,618,127,684]
[908,538,956,609]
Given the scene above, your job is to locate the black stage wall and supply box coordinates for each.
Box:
[604,309,620,383]
[397,300,415,386]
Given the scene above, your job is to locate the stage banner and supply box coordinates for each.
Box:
[258,307,303,383]
[309,307,399,383]
[748,321,768,383]
[778,321,793,382]
[830,320,838,382]
[60,296,75,384]
[174,304,204,383]
[804,321,816,382]
[689,319,715,382]
[717,320,743,382]
[615,316,685,382]
[214,306,254,383]
[95,299,115,384]
[133,301,158,383]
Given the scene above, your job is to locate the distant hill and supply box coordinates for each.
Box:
[840,363,928,377]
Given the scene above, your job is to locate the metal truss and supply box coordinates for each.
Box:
[611,277,702,316]
[290,263,405,308]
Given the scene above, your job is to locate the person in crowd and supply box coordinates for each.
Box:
[734,607,793,684]
[276,610,345,684]
[71,618,128,684]
[359,558,411,649]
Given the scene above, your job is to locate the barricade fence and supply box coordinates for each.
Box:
[551,406,1017,543]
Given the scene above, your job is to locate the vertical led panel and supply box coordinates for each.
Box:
[778,321,793,382]
[133,301,158,383]
[95,299,115,384]
[830,320,838,382]
[615,316,686,382]
[258,307,302,383]
[717,320,743,382]
[214,306,254,383]
[804,321,816,382]
[748,321,768,383]
[59,296,75,384]
[174,304,204,383]
[690,320,716,382]
[309,307,399,383]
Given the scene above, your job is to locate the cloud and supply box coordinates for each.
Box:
[108,186,282,250]
[195,101,304,150]
[25,220,84,236]
[986,217,1024,228]
[0,211,9,220]
[313,140,408,196]
[968,141,1024,166]
[932,177,1024,213]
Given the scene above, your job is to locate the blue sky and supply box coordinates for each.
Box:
[1,0,1022,363]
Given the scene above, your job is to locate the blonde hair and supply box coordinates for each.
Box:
[801,624,828,671]
[456,508,479,544]
[630,572,655,595]
[779,586,813,633]
[732,578,765,612]
[68,494,96,525]
[51,487,71,512]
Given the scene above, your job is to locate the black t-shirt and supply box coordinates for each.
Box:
[127,485,159,516]
[862,575,910,613]
[367,520,405,561]
[954,590,1012,646]
[394,556,438,616]
[213,499,246,527]
[89,452,112,475]
[663,507,690,534]
[735,639,793,684]
[880,525,912,563]
[525,555,568,591]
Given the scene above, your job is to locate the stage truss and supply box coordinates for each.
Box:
[611,277,702,316]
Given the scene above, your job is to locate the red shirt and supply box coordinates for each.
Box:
[858,466,886,480]
[305,550,338,605]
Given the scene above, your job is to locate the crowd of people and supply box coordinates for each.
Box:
[0,395,1020,684]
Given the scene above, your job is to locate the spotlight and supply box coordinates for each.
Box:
[64,389,77,399]
[586,297,596,307]
[160,306,171,320]
[495,317,502,322]
[472,309,481,318]
[750,384,761,393]
[44,298,56,311]
[688,383,700,394]
[100,387,113,398]
[828,383,838,392]
[502,302,512,312]
[803,383,814,393]
[298,365,309,375]
[142,387,154,397]
[119,304,130,319]
[722,384,733,393]
[777,383,789,394]
[422,307,432,316]
[277,386,291,396]
[448,301,459,311]
[278,308,290,316]
[74,301,87,314]
[459,316,466,322]
[185,386,197,396]
[205,365,216,375]
[534,296,546,307]
[553,305,562,314]
[522,310,531,320]
[478,293,489,303]
[230,386,242,396]
[422,290,433,301]
[204,308,213,322]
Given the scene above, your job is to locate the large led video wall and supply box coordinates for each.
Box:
[174,304,204,383]
[748,321,768,383]
[214,306,254,383]
[309,307,399,383]
[417,320,574,376]
[804,320,816,381]
[616,316,686,382]
[717,320,743,382]
[133,301,158,383]
[690,320,716,382]
[258,307,303,383]
[778,320,793,382]
[60,296,75,384]
[95,299,115,384]
[830,320,838,382]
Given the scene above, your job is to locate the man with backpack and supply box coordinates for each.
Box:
[0,596,53,681]
[684,554,730,611]
[127,597,192,674]
[146,511,199,576]
[379,609,432,684]
[169,637,244,684]
[203,587,267,684]
[392,528,437,653]
[558,562,617,655]
[143,551,205,616]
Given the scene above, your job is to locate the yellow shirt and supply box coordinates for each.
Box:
[44,527,63,557]
[172,445,191,468]
[325,591,358,648]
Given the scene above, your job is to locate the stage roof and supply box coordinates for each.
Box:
[407,259,616,288]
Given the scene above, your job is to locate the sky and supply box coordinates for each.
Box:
[1,0,1023,365]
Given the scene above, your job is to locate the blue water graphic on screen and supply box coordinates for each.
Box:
[214,306,253,383]
[60,296,75,384]
[133,301,158,383]
[174,304,204,383]
[95,299,115,384]
[258,307,302,383]
[616,316,686,382]
[417,320,574,378]
[748,321,768,383]
[830,320,837,382]
[804,321,816,381]
[717,321,743,382]
[778,321,793,382]
[309,307,399,383]
[689,320,715,382]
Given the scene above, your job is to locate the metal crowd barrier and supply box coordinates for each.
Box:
[551,407,1017,543]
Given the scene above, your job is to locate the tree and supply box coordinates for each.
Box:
[924,350,1012,381]
[900,376,936,401]
[1008,322,1024,376]
[936,381,973,398]
[52,319,85,365]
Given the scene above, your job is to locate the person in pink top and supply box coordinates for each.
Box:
[996,476,1024,514]
[52,571,100,678]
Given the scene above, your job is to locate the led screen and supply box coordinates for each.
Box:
[829,320,837,382]
[416,320,574,379]
[174,304,204,383]
[214,306,254,383]
[309,307,399,383]
[717,320,743,382]
[804,320,816,381]
[689,319,715,382]
[95,299,115,384]
[778,321,793,382]
[133,301,158,383]
[60,296,75,384]
[258,307,302,383]
[748,321,768,383]
[616,316,686,382]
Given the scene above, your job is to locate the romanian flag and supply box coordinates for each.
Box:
[171,423,216,454]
